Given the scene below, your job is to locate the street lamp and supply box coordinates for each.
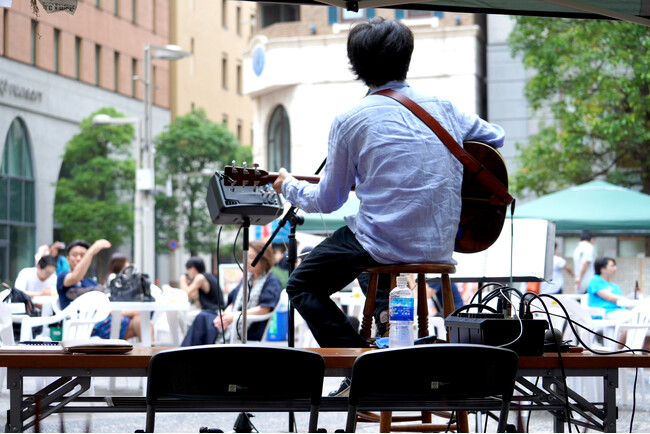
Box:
[142,44,191,280]
[91,114,144,273]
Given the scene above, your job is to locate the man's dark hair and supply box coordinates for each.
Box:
[580,230,593,241]
[594,257,615,275]
[37,255,57,269]
[347,17,414,87]
[66,239,91,256]
[186,256,206,274]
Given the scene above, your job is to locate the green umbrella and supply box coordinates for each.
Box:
[515,180,650,234]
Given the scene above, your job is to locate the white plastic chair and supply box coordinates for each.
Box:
[228,290,286,344]
[19,291,111,342]
[0,302,15,392]
[615,298,650,406]
[532,295,603,401]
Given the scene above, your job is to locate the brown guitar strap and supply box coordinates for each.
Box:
[375,89,513,206]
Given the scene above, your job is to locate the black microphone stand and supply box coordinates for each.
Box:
[250,207,303,433]
[250,159,324,433]
[251,206,303,348]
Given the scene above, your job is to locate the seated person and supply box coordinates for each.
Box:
[425,278,465,316]
[180,256,224,311]
[181,241,282,346]
[57,239,141,340]
[587,257,631,320]
[15,255,57,298]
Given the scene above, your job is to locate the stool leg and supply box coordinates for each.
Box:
[361,273,378,340]
[379,411,392,433]
[441,273,455,318]
[417,273,429,338]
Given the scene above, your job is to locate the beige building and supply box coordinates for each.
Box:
[169,0,256,146]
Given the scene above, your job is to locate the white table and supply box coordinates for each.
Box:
[109,300,191,347]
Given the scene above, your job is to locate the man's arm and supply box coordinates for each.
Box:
[13,269,27,292]
[65,285,101,301]
[595,288,623,303]
[575,261,589,286]
[63,239,111,288]
[182,274,209,303]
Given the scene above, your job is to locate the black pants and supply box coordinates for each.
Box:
[287,226,391,348]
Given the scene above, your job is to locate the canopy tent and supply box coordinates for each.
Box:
[514,180,650,234]
[242,0,650,26]
[297,194,360,234]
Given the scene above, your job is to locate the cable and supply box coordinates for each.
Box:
[215,225,227,345]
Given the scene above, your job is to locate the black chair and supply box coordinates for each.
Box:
[344,344,519,433]
[145,345,325,432]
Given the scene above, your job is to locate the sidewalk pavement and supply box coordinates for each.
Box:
[2,375,650,432]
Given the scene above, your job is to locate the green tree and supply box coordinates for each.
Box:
[508,17,650,196]
[54,108,135,246]
[154,108,252,256]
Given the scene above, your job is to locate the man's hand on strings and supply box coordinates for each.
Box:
[273,168,289,194]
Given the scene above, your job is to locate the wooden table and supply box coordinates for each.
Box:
[1,347,648,433]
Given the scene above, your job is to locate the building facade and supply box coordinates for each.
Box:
[169,0,256,146]
[0,0,172,283]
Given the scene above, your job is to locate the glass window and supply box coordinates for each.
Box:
[222,55,228,89]
[30,20,37,65]
[95,44,101,86]
[236,6,241,35]
[222,0,227,28]
[0,178,6,220]
[9,180,22,221]
[260,4,300,28]
[75,36,81,80]
[267,105,291,172]
[54,28,60,73]
[1,118,36,283]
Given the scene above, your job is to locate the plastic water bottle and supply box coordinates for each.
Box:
[389,275,414,348]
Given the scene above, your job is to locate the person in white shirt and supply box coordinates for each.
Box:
[573,230,595,294]
[14,255,57,298]
[540,243,574,295]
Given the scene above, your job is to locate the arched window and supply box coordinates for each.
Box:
[0,118,36,283]
[267,105,291,172]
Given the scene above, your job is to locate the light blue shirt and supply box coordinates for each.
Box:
[587,274,625,313]
[282,81,505,264]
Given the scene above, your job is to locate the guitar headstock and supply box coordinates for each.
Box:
[222,162,270,187]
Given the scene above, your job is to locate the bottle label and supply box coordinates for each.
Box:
[389,298,414,321]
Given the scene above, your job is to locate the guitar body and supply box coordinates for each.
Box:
[455,141,509,253]
[222,142,510,254]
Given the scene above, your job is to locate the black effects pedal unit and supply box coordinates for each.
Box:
[445,313,548,356]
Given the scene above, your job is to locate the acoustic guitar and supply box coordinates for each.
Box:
[222,143,510,253]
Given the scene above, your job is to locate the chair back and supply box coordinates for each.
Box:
[62,291,111,340]
[621,298,650,350]
[345,344,518,433]
[0,302,15,345]
[229,289,286,344]
[145,345,325,432]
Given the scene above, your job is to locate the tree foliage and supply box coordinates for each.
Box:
[508,17,650,195]
[54,108,135,246]
[154,108,252,256]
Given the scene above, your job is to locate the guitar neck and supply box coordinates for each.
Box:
[262,173,322,184]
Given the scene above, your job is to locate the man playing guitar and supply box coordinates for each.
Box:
[272,18,505,352]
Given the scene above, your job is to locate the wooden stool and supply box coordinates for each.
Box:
[360,263,457,341]
[359,263,469,433]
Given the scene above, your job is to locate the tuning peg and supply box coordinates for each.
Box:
[242,162,249,174]
[231,160,237,173]
[253,163,260,175]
